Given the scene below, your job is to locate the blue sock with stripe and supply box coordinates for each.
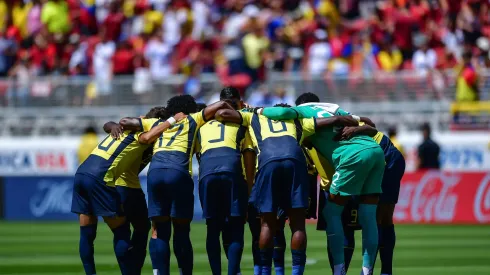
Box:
[149,221,171,275]
[79,224,97,275]
[131,222,150,274]
[112,222,133,275]
[292,249,306,275]
[227,217,244,275]
[173,223,194,275]
[273,228,286,275]
[206,219,222,275]
[259,248,273,275]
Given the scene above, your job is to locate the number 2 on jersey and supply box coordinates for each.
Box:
[159,124,184,147]
[208,120,225,143]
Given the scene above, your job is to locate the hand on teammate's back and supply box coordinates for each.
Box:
[174,112,187,122]
[334,126,359,141]
[110,124,124,139]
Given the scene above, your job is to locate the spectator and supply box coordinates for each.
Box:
[93,30,115,96]
[222,2,251,42]
[377,38,403,72]
[12,1,32,39]
[7,55,34,107]
[41,0,71,35]
[271,85,295,106]
[305,29,331,75]
[112,41,135,75]
[247,84,275,107]
[103,1,125,41]
[69,36,89,75]
[388,126,405,156]
[77,126,99,164]
[27,0,43,37]
[284,34,304,72]
[0,0,6,34]
[142,4,164,36]
[456,50,479,102]
[417,122,440,170]
[183,63,202,100]
[144,29,172,79]
[0,29,18,77]
[133,53,152,102]
[242,19,269,81]
[30,34,57,75]
[412,35,437,75]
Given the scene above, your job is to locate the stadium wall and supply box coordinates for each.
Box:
[0,132,489,223]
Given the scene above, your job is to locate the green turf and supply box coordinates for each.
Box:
[0,222,489,275]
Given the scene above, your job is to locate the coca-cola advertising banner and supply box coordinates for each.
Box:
[395,171,490,224]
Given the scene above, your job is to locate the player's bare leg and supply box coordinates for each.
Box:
[288,208,308,275]
[322,193,350,275]
[259,213,277,275]
[377,203,396,275]
[172,218,194,275]
[79,214,98,275]
[359,195,380,275]
[149,216,171,275]
[104,215,133,275]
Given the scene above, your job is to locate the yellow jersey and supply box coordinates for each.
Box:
[145,111,206,175]
[196,119,254,180]
[304,147,334,191]
[239,110,316,169]
[76,118,155,186]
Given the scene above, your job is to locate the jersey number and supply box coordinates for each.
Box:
[267,120,287,133]
[159,124,184,147]
[98,136,117,152]
[208,120,225,143]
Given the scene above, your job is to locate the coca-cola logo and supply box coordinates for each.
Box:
[29,180,73,217]
[409,171,459,222]
[474,174,490,222]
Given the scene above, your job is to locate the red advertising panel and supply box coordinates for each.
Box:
[394,171,490,224]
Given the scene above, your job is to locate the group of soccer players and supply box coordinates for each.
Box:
[71,86,405,275]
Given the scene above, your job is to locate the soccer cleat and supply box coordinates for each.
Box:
[361,266,373,275]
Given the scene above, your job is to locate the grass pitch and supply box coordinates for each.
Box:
[0,222,489,275]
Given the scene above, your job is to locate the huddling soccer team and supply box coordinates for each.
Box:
[72,87,406,275]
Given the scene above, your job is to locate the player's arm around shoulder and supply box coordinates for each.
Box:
[314,115,359,129]
[138,113,187,144]
[201,100,235,123]
[259,106,301,120]
[215,108,245,125]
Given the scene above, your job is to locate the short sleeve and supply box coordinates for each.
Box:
[190,111,206,127]
[300,118,316,137]
[241,131,254,152]
[336,108,351,116]
[141,118,160,132]
[238,111,252,127]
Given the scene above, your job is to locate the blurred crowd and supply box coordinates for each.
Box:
[1,0,490,104]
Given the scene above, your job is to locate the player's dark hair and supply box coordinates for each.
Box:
[84,126,97,134]
[196,103,207,112]
[295,92,320,106]
[220,86,241,101]
[145,106,169,119]
[388,126,397,138]
[166,95,197,116]
[274,103,291,108]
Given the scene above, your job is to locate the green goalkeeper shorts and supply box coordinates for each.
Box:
[329,145,385,196]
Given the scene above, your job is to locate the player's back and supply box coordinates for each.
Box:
[77,130,150,185]
[240,111,311,169]
[197,119,250,179]
[372,132,405,168]
[148,111,206,175]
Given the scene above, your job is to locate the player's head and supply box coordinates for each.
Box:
[145,106,168,119]
[420,122,431,139]
[166,95,197,115]
[388,126,397,138]
[196,103,207,112]
[84,126,97,134]
[295,92,320,106]
[220,86,242,110]
[274,103,291,108]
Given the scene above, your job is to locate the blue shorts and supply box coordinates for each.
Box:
[147,168,194,219]
[250,159,309,214]
[116,186,149,228]
[71,173,123,217]
[199,172,248,219]
[380,154,406,205]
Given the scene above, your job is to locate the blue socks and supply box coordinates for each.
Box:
[149,221,171,275]
[291,249,306,275]
[173,223,193,275]
[131,222,150,274]
[358,204,378,269]
[227,218,244,275]
[112,222,133,275]
[322,198,345,266]
[79,224,97,275]
[273,228,286,275]
[379,224,396,274]
[206,219,222,275]
[259,248,273,275]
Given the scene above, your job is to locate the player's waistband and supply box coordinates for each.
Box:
[150,151,191,174]
[199,154,242,180]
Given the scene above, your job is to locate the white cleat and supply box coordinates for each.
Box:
[361,266,373,275]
